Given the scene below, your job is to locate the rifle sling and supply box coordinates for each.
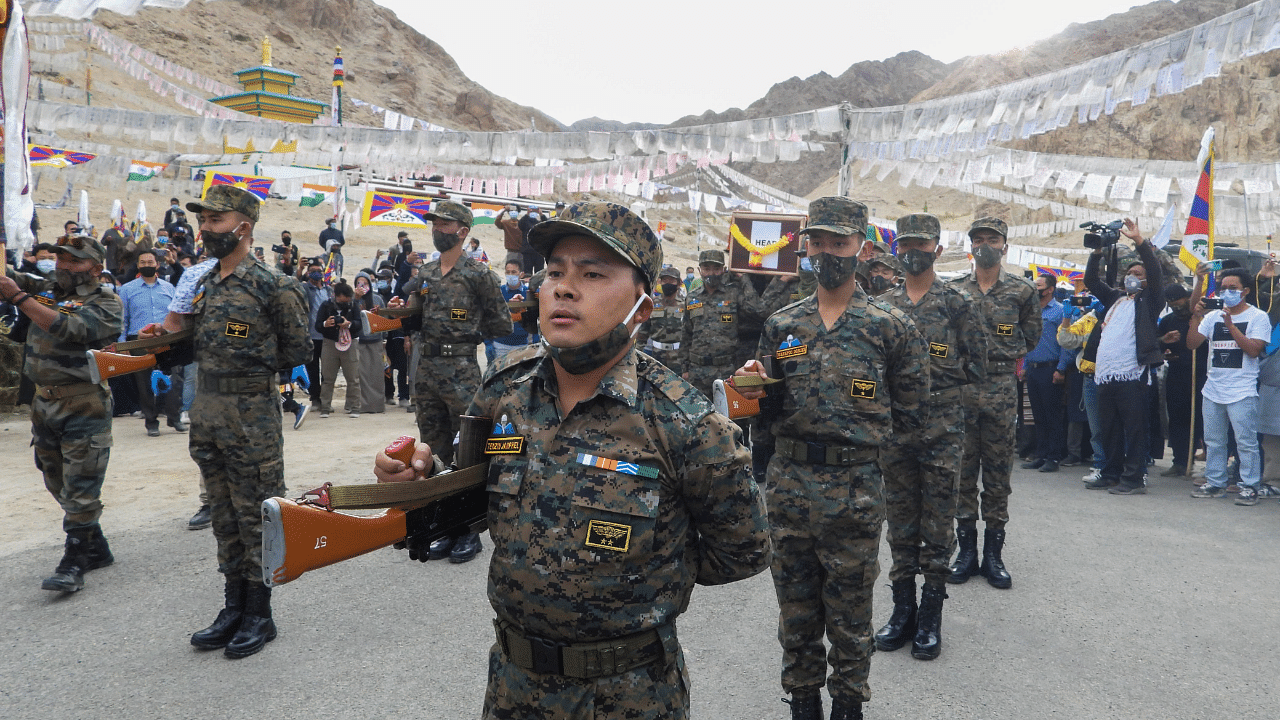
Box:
[114,327,195,352]
[325,463,489,510]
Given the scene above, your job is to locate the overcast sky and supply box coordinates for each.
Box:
[373,0,1159,126]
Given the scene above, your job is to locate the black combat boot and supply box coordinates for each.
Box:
[874,577,917,651]
[225,581,277,658]
[41,529,93,592]
[912,582,947,660]
[947,520,979,584]
[980,528,1012,589]
[781,690,822,720]
[829,697,863,720]
[84,525,114,571]
[191,575,247,649]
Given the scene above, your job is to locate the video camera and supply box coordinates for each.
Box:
[1068,295,1093,307]
[1203,297,1224,310]
[1081,220,1124,250]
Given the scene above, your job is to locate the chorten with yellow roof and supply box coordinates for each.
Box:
[210,37,328,123]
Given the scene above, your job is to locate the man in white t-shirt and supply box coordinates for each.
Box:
[1187,267,1272,505]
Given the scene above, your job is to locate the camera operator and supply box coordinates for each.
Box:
[1157,285,1207,477]
[273,231,299,278]
[1082,219,1164,494]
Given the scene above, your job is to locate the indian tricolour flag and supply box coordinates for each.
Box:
[127,160,167,182]
[300,183,337,208]
[471,202,504,225]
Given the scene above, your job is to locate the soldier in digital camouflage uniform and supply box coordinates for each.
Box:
[680,248,765,400]
[636,265,685,375]
[143,185,311,657]
[947,217,1040,590]
[736,196,929,720]
[375,201,771,719]
[857,253,901,297]
[0,233,122,593]
[875,213,987,661]
[398,200,512,562]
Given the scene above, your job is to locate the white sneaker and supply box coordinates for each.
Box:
[350,412,361,418]
[1082,468,1103,483]
[180,411,190,424]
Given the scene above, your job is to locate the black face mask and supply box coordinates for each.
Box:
[281,237,291,245]
[973,244,1003,269]
[702,273,722,291]
[811,253,859,290]
[900,249,936,276]
[661,282,679,295]
[203,229,241,259]
[432,230,462,252]
[868,275,894,295]
[138,266,158,278]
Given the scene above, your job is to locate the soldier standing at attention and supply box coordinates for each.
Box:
[874,214,987,661]
[680,248,765,399]
[735,196,929,720]
[0,233,122,593]
[396,200,511,563]
[947,217,1040,589]
[141,186,311,658]
[637,265,686,375]
[376,201,770,719]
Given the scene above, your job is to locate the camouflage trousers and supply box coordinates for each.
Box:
[881,396,964,586]
[767,454,884,704]
[958,373,1017,529]
[189,391,286,582]
[684,360,737,402]
[482,636,689,720]
[412,353,481,466]
[31,388,113,532]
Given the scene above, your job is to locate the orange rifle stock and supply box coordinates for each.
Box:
[85,328,195,384]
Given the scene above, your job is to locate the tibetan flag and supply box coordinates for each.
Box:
[361,190,434,229]
[1179,127,1214,272]
[470,202,504,225]
[203,172,274,202]
[1029,263,1084,287]
[322,251,338,284]
[127,160,167,182]
[29,144,96,168]
[300,183,337,208]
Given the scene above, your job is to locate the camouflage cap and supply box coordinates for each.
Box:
[658,265,681,280]
[969,216,1008,239]
[868,254,902,273]
[186,185,260,223]
[800,196,868,236]
[53,233,107,263]
[425,200,473,228]
[896,213,941,243]
[698,249,726,266]
[870,241,894,255]
[528,201,662,288]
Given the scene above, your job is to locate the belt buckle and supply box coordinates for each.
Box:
[528,635,565,675]
[805,442,825,464]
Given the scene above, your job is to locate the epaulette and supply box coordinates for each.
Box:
[636,351,714,425]
[482,343,543,384]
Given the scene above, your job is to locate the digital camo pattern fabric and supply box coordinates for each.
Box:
[469,344,770,717]
[637,303,685,375]
[680,272,765,398]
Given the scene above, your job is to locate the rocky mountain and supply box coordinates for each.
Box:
[565,117,665,133]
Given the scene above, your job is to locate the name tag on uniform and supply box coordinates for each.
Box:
[585,520,631,553]
[225,321,249,338]
[929,342,950,358]
[776,344,808,360]
[687,301,703,310]
[419,287,431,296]
[34,295,55,306]
[484,436,526,454]
[56,300,82,314]
[850,378,877,399]
[450,309,467,321]
[997,324,1014,336]
[720,313,735,323]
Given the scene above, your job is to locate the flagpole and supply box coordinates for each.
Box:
[1186,343,1197,477]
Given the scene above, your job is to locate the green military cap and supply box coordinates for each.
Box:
[871,241,894,255]
[426,200,473,228]
[896,213,941,243]
[800,196,868,236]
[186,185,260,223]
[658,265,681,280]
[529,201,662,288]
[969,216,1008,239]
[869,254,902,273]
[53,233,107,263]
[698,249,726,266]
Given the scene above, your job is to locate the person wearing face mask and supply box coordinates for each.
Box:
[679,249,766,400]
[138,185,311,658]
[683,265,700,293]
[733,196,928,720]
[1156,284,1207,478]
[637,265,686,375]
[490,261,535,360]
[875,213,987,662]
[274,230,299,278]
[1187,267,1270,505]
[163,197,183,229]
[0,231,123,595]
[374,201,769,718]
[118,250,185,437]
[856,254,900,297]
[315,281,364,418]
[301,260,333,410]
[946,217,1039,590]
[1019,273,1073,474]
[391,201,512,563]
[375,263,410,407]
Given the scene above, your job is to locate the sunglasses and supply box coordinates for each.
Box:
[57,235,89,250]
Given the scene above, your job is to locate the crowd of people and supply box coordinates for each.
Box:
[5,187,1278,720]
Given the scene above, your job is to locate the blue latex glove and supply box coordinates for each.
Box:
[151,369,172,395]
[291,365,310,392]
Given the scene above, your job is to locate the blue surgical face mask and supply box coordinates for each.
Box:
[505,274,520,287]
[376,280,390,291]
[36,259,56,274]
[800,257,812,271]
[1220,289,1244,308]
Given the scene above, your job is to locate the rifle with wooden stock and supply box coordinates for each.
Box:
[85,328,195,383]
[259,415,492,587]
[361,300,537,336]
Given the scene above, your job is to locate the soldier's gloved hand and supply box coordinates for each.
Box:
[291,365,310,391]
[151,369,172,395]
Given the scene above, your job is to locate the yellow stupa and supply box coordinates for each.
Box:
[210,37,328,123]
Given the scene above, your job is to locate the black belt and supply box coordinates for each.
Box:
[419,342,476,358]
[199,374,273,394]
[1029,360,1056,369]
[690,352,735,366]
[495,619,665,678]
[776,436,878,466]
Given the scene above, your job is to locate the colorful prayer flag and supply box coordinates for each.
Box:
[300,183,337,208]
[360,190,434,229]
[28,144,96,168]
[127,160,167,182]
[470,202,504,225]
[1179,127,1214,272]
[202,172,274,202]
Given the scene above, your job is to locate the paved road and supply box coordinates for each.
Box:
[2,463,1276,719]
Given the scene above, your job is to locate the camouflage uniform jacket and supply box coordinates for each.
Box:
[680,273,765,365]
[468,344,771,642]
[637,299,684,349]
[7,268,122,384]
[760,275,813,317]
[882,278,988,392]
[191,255,310,376]
[948,270,1040,366]
[403,254,512,344]
[756,292,929,447]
